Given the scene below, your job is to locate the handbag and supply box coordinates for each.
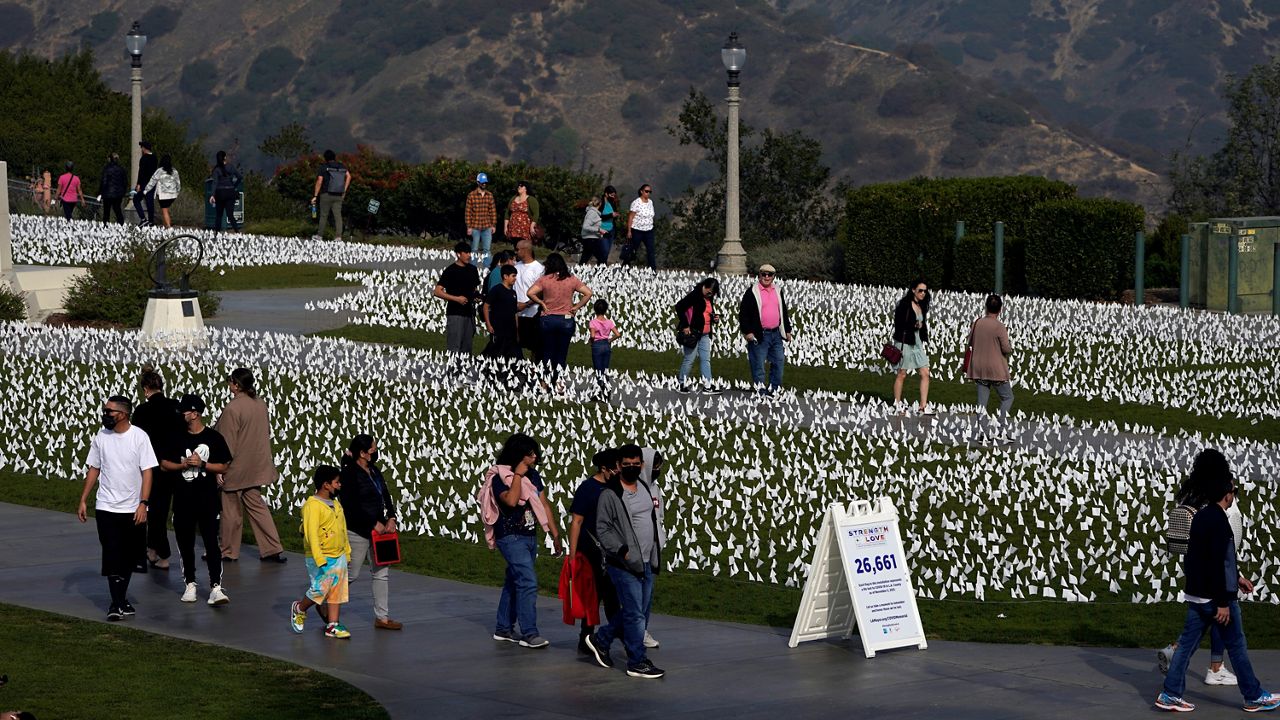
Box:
[880,342,902,365]
[371,530,402,566]
[676,330,700,349]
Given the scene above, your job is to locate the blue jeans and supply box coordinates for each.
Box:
[540,315,575,375]
[679,333,711,383]
[596,564,653,668]
[494,534,539,639]
[747,329,785,390]
[591,339,611,391]
[628,229,656,270]
[1163,600,1262,701]
[470,228,492,266]
[597,230,614,264]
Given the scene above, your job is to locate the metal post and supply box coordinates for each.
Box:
[130,57,143,189]
[0,161,12,276]
[1179,233,1190,309]
[1273,241,1279,317]
[717,83,747,275]
[955,220,965,243]
[1134,231,1144,306]
[993,221,1004,295]
[1227,232,1240,314]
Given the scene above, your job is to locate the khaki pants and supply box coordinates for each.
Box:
[318,193,343,239]
[348,532,390,620]
[219,487,284,560]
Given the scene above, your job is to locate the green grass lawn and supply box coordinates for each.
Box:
[0,602,388,720]
[207,265,362,291]
[313,323,1279,443]
[3,470,1272,650]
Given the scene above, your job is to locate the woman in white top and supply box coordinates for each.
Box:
[626,183,656,270]
[144,155,182,228]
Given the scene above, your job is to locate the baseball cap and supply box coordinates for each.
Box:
[476,172,488,184]
[177,393,206,414]
[758,264,777,274]
[139,140,152,150]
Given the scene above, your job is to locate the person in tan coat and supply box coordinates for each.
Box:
[965,294,1014,444]
[215,368,287,562]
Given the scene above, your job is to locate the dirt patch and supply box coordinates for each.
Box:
[42,313,129,330]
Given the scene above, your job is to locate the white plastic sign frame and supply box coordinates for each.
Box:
[789,496,927,657]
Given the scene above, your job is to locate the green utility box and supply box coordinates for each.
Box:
[1188,217,1278,313]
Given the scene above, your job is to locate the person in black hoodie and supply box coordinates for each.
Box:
[891,278,934,416]
[131,365,183,571]
[338,434,402,630]
[99,153,128,225]
[1156,449,1280,713]
[674,278,721,395]
[208,150,242,233]
[134,140,157,226]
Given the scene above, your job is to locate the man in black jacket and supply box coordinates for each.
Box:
[1156,455,1280,713]
[132,366,183,571]
[99,154,128,225]
[133,140,157,226]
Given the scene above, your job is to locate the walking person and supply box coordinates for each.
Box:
[338,434,403,630]
[465,173,497,265]
[144,155,182,229]
[738,265,793,396]
[567,448,621,652]
[966,294,1013,443]
[311,149,351,242]
[483,264,523,362]
[581,197,605,265]
[597,186,620,265]
[624,183,657,270]
[514,239,545,362]
[584,444,665,678]
[132,365,183,571]
[76,395,158,621]
[483,433,562,649]
[208,150,242,233]
[55,162,82,220]
[588,299,620,398]
[290,465,353,639]
[215,368,288,564]
[434,241,480,361]
[98,153,128,225]
[675,278,722,395]
[504,180,540,248]
[891,278,934,415]
[134,140,157,226]
[527,252,593,390]
[160,394,232,606]
[1155,449,1280,713]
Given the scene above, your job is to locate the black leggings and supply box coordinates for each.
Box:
[213,190,239,232]
[173,479,222,586]
[102,197,124,224]
[61,200,77,219]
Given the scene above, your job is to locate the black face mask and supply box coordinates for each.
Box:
[368,451,379,464]
[102,412,119,430]
[619,466,642,483]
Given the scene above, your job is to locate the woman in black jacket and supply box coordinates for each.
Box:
[674,278,721,394]
[339,433,402,630]
[208,150,241,233]
[891,278,934,415]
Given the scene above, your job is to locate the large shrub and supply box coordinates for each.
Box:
[65,241,219,326]
[0,285,26,322]
[1024,198,1145,300]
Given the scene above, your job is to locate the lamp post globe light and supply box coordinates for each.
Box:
[126,21,147,189]
[717,32,748,275]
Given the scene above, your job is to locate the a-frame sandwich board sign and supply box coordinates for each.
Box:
[788,497,927,657]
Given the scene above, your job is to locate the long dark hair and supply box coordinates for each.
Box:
[159,154,174,174]
[496,433,540,467]
[229,367,257,399]
[215,150,227,168]
[1177,448,1233,507]
[543,253,570,280]
[488,250,512,271]
[902,277,931,313]
[342,433,375,469]
[601,185,617,212]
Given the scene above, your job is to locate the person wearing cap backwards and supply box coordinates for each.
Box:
[133,140,157,226]
[160,394,233,606]
[466,173,497,266]
[738,264,793,396]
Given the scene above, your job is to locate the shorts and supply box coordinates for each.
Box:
[159,198,175,209]
[304,555,349,605]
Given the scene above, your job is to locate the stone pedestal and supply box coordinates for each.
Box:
[141,292,208,348]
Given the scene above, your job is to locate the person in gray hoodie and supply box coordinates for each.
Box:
[584,444,666,679]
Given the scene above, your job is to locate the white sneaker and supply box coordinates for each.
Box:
[181,582,198,603]
[311,234,322,241]
[208,584,230,606]
[643,630,659,649]
[1205,666,1238,686]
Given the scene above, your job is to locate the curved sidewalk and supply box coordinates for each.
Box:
[0,502,1269,719]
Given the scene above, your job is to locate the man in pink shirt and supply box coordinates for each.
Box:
[738,264,793,395]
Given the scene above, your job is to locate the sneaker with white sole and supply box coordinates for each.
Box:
[584,633,613,668]
[1154,691,1194,712]
[208,584,230,606]
[492,629,519,643]
[519,634,550,649]
[1206,665,1238,686]
[324,622,351,639]
[181,582,198,603]
[643,630,659,649]
[626,660,665,679]
[290,601,306,634]
[1244,692,1280,713]
[1158,644,1174,674]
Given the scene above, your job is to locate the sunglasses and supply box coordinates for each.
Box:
[760,272,775,277]
[914,288,928,294]
[641,188,652,194]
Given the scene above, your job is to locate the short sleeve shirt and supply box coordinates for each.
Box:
[485,283,518,336]
[623,482,657,565]
[86,426,159,513]
[629,198,654,231]
[491,468,545,539]
[534,273,587,316]
[589,318,615,341]
[166,427,233,486]
[570,477,608,552]
[438,262,480,317]
[515,260,545,318]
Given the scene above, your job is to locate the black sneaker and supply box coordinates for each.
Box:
[701,385,723,395]
[120,602,136,616]
[584,633,614,668]
[260,553,288,564]
[626,661,665,679]
[106,606,124,621]
[677,385,692,394]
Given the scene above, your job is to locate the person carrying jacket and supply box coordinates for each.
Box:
[99,153,128,224]
[584,444,665,679]
[738,264,792,396]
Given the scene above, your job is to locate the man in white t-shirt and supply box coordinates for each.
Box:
[625,184,657,271]
[513,239,545,361]
[78,395,159,621]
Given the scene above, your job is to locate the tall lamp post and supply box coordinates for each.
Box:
[126,22,147,189]
[717,32,748,276]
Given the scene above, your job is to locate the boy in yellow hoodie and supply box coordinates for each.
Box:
[291,465,353,638]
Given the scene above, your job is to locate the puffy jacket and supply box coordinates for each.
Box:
[100,161,128,198]
[145,168,182,201]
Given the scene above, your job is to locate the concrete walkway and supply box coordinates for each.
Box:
[1,502,1272,719]
[206,287,358,335]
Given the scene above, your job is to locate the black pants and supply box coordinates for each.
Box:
[213,190,239,232]
[61,200,77,219]
[173,478,223,586]
[146,472,175,560]
[97,510,141,607]
[517,315,542,362]
[133,189,155,224]
[579,549,619,638]
[102,196,125,224]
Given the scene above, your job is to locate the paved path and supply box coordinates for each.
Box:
[206,287,359,335]
[1,502,1272,719]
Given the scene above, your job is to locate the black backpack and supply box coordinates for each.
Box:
[325,165,348,194]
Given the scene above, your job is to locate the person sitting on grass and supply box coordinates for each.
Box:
[291,465,352,639]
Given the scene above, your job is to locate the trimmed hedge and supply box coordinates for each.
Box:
[1025,198,1145,300]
